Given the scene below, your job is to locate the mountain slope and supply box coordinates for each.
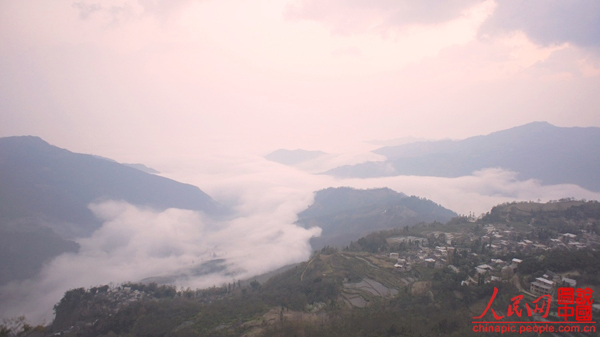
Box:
[0,136,226,285]
[0,136,225,231]
[326,122,600,191]
[0,221,79,285]
[296,187,457,249]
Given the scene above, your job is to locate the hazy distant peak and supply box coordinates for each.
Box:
[315,186,406,199]
[88,156,159,174]
[3,135,46,141]
[0,135,50,147]
[0,135,226,225]
[364,136,429,147]
[299,186,409,220]
[265,148,327,166]
[325,121,600,191]
[123,163,160,174]
[91,154,117,162]
[483,121,556,137]
[511,121,553,129]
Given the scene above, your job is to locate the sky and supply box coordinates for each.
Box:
[1,0,599,159]
[1,0,600,324]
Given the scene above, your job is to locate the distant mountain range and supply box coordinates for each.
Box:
[296,187,457,249]
[0,136,225,285]
[325,122,600,192]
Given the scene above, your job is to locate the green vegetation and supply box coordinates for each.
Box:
[47,282,270,337]
[481,199,600,231]
[296,187,457,249]
[518,249,600,285]
[5,199,600,336]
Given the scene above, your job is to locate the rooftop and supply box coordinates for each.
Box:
[535,277,554,286]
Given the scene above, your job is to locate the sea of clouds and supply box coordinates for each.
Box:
[2,151,600,324]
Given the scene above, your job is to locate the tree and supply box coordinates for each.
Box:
[250,279,261,291]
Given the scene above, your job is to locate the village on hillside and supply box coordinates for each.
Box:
[371,200,600,316]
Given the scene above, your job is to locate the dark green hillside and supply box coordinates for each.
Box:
[480,199,600,236]
[297,187,457,249]
[298,187,408,219]
[28,246,527,337]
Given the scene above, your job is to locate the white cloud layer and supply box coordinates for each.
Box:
[0,197,320,324]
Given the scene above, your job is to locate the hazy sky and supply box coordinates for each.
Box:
[1,0,599,160]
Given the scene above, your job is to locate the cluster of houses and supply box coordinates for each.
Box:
[482,226,595,254]
[458,258,522,286]
[529,271,577,297]
[388,244,461,271]
[384,223,599,294]
[480,222,599,252]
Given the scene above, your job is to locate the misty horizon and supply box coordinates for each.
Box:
[3,128,600,322]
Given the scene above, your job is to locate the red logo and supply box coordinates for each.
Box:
[474,286,594,322]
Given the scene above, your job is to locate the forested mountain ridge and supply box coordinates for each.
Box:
[296,187,457,249]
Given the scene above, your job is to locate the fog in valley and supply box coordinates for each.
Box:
[3,150,600,323]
